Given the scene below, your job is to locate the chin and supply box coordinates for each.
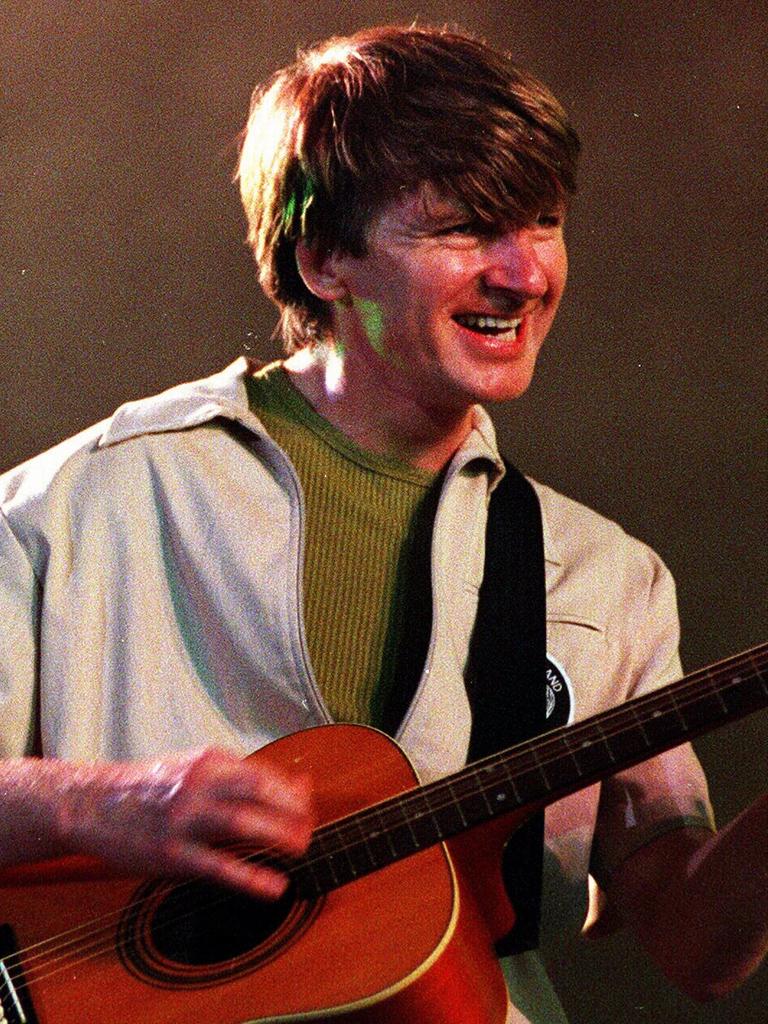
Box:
[443,348,538,404]
[469,369,537,406]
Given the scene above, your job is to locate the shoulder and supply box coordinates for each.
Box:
[532,478,668,574]
[0,361,255,558]
[530,478,677,636]
[1,419,109,522]
[531,478,643,560]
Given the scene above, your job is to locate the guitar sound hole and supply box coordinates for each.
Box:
[117,876,320,987]
[150,881,295,964]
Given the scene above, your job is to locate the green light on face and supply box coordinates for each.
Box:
[355,298,385,355]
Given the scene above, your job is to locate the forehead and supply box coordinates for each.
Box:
[366,186,473,242]
[368,182,561,239]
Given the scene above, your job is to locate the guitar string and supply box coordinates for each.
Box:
[3,649,766,992]
[4,649,766,989]
[7,671,768,997]
[4,648,766,989]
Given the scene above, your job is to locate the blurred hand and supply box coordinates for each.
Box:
[55,747,313,900]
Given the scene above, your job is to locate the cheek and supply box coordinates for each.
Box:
[550,244,568,296]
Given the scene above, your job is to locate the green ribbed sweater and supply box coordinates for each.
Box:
[245,365,439,730]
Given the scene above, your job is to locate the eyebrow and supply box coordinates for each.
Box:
[411,194,473,228]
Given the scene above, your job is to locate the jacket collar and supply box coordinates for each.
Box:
[468,405,561,566]
[98,358,255,447]
[98,357,560,564]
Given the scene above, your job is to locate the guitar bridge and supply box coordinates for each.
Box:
[0,925,39,1024]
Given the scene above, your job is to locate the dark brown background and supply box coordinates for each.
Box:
[2,1,766,1019]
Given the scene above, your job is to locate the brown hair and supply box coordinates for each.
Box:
[237,25,580,351]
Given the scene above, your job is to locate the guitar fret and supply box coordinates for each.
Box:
[639,703,682,748]
[408,791,442,848]
[362,802,397,868]
[458,769,502,825]
[595,723,615,763]
[330,832,363,880]
[709,670,730,715]
[387,801,422,857]
[326,851,344,886]
[430,777,476,837]
[673,670,726,733]
[307,842,342,892]
[562,732,584,776]
[448,782,469,828]
[571,731,605,776]
[478,765,497,814]
[432,784,473,835]
[542,743,584,791]
[345,853,360,879]
[310,838,339,893]
[350,813,382,872]
[668,691,688,730]
[299,645,767,899]
[613,708,656,763]
[630,704,652,747]
[530,745,552,789]
[502,762,523,804]
[383,822,400,859]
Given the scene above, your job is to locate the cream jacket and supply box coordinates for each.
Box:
[0,359,712,1023]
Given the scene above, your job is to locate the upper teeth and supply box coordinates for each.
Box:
[456,315,521,331]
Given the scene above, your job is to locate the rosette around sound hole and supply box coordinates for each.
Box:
[117,876,320,987]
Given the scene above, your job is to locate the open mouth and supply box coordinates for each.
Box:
[453,313,522,338]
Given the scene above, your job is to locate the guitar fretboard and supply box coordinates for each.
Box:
[288,644,768,898]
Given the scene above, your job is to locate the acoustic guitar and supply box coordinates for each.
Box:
[0,643,765,1024]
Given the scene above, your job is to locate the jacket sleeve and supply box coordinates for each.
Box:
[0,505,41,756]
[589,547,715,887]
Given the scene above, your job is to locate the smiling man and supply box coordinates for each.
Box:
[0,23,765,1024]
[286,185,567,469]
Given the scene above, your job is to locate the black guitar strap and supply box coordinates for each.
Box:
[466,457,547,956]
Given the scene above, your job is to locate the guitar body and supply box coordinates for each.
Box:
[3,647,766,1023]
[0,726,510,1024]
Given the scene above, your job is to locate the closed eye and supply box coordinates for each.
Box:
[536,211,563,229]
[435,218,502,241]
[436,221,480,236]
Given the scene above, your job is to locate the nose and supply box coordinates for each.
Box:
[480,227,549,302]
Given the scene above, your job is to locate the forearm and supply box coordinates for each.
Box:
[0,756,182,869]
[0,757,100,867]
[0,750,313,897]
[611,798,768,1000]
[661,796,768,998]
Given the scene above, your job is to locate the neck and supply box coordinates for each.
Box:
[283,347,474,472]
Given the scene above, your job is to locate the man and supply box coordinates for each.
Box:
[0,24,765,1023]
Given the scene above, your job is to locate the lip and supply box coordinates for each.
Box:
[453,309,521,319]
[452,314,530,358]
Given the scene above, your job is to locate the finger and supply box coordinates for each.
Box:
[211,762,312,817]
[168,839,291,901]
[185,800,313,856]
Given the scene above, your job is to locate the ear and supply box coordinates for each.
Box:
[295,239,350,302]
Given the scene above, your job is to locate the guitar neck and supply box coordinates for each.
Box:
[291,643,768,898]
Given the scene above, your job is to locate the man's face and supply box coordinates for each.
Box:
[326,186,568,416]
